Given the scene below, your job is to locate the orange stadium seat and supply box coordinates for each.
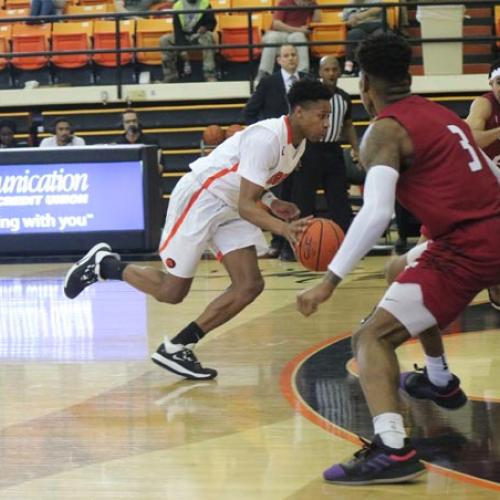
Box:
[51,21,93,69]
[495,6,500,49]
[0,37,8,71]
[0,8,31,20]
[93,19,135,67]
[11,23,51,71]
[231,0,273,31]
[79,0,115,6]
[136,18,173,65]
[309,11,346,58]
[218,13,262,62]
[383,0,399,30]
[4,0,31,10]
[65,4,114,17]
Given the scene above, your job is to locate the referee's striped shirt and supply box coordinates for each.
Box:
[322,87,352,143]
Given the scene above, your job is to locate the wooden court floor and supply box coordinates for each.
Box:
[0,255,498,499]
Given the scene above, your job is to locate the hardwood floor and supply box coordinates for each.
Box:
[0,256,497,499]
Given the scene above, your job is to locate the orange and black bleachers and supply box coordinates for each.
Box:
[34,94,477,218]
[0,0,497,87]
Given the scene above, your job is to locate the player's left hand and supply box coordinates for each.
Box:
[270,199,300,221]
[297,281,335,317]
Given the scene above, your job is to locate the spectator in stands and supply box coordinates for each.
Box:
[39,117,85,147]
[29,0,56,21]
[342,0,384,76]
[255,0,319,84]
[244,44,305,123]
[0,120,27,148]
[292,55,359,233]
[244,44,305,260]
[114,0,163,14]
[117,108,162,166]
[159,0,217,83]
[465,58,500,168]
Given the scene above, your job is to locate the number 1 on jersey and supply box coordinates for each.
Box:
[447,125,482,172]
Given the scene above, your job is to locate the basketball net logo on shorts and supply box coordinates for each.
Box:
[165,258,176,269]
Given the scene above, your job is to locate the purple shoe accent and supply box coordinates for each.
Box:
[321,435,425,485]
[323,464,346,481]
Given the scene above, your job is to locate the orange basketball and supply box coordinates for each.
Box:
[202,124,225,146]
[295,218,344,272]
[225,123,244,138]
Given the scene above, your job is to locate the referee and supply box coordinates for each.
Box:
[292,56,360,233]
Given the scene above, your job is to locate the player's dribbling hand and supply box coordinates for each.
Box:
[297,282,335,317]
[282,216,312,246]
[270,199,300,221]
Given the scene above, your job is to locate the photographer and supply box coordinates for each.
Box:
[116,108,162,167]
[39,117,86,147]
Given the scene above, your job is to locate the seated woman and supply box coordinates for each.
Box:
[342,0,384,76]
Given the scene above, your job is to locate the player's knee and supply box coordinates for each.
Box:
[235,277,265,305]
[154,288,186,304]
[154,278,190,304]
[384,255,405,284]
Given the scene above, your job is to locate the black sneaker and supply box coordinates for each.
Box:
[488,286,500,311]
[64,242,118,299]
[151,338,217,380]
[400,365,467,409]
[323,435,425,485]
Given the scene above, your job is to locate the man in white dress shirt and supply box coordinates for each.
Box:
[39,117,86,148]
[64,79,332,380]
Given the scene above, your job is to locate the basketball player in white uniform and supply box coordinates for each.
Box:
[64,79,332,379]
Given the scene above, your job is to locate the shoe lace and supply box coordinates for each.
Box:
[179,348,200,366]
[352,436,377,460]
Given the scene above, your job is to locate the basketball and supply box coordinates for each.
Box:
[225,123,244,138]
[295,218,344,272]
[202,124,225,146]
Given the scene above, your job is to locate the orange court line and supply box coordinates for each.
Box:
[280,332,500,492]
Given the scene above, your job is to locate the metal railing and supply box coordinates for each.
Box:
[0,1,497,98]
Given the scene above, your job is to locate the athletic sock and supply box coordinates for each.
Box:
[373,412,406,449]
[171,322,206,346]
[344,61,354,73]
[100,256,127,280]
[425,354,452,387]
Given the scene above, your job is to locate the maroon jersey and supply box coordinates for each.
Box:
[482,91,500,166]
[377,95,500,240]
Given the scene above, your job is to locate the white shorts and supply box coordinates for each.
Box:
[158,172,268,278]
[378,282,438,337]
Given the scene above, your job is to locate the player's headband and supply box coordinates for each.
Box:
[489,68,500,82]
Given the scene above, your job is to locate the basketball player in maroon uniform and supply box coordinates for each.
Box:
[466,59,500,167]
[386,60,500,308]
[465,60,500,307]
[297,33,500,485]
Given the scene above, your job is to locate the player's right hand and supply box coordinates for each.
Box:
[282,216,312,246]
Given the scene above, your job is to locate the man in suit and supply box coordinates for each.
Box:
[243,44,307,260]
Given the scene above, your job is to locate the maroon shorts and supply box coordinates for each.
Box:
[397,217,500,329]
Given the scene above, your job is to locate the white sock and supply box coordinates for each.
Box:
[344,61,354,72]
[425,354,452,387]
[373,412,406,449]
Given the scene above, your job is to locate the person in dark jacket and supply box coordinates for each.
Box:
[0,120,27,148]
[159,0,217,83]
[243,44,307,260]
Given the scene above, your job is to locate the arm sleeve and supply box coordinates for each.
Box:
[328,165,399,279]
[237,127,280,187]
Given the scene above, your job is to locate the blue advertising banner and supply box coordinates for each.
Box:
[0,161,144,234]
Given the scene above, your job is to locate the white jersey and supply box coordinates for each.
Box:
[189,116,306,208]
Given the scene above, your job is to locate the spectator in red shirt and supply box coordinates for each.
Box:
[256,0,319,82]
